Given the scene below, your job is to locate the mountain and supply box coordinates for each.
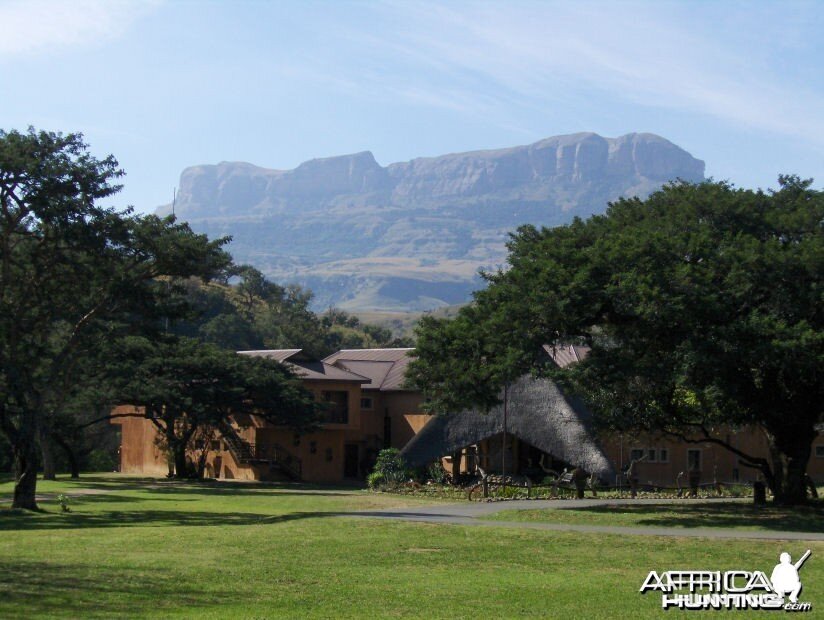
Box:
[160,132,704,311]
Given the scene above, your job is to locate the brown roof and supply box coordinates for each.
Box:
[239,349,303,363]
[239,349,370,383]
[322,348,415,391]
[542,344,591,368]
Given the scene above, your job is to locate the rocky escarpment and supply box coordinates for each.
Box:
[160,132,704,311]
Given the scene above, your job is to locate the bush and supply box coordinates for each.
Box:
[427,461,449,484]
[366,471,386,489]
[57,494,71,513]
[370,448,410,486]
[86,449,117,473]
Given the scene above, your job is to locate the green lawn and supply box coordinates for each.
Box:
[486,501,824,533]
[0,476,821,618]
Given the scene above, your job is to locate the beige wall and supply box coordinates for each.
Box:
[599,429,824,486]
[112,406,169,477]
[304,379,363,430]
[382,391,429,450]
[253,427,346,483]
[116,384,824,486]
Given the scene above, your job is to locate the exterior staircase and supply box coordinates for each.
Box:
[221,426,302,481]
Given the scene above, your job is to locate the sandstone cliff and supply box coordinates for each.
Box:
[161,132,704,311]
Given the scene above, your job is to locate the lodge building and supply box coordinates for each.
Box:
[115,347,824,487]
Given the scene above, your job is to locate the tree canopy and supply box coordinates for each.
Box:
[168,267,411,358]
[407,176,823,504]
[0,128,408,507]
[0,128,231,508]
[110,336,319,478]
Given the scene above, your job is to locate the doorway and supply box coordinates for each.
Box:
[344,444,360,478]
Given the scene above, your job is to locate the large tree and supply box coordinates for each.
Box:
[0,128,230,509]
[408,177,823,505]
[108,336,319,478]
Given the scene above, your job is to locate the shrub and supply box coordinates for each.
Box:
[86,449,117,473]
[366,471,386,489]
[57,494,71,513]
[427,461,449,485]
[370,448,409,485]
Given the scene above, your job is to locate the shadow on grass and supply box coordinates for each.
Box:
[0,507,338,531]
[144,482,359,498]
[554,502,824,532]
[0,475,365,499]
[0,476,373,532]
[0,559,245,618]
[0,493,198,508]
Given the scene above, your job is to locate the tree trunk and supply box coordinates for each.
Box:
[40,430,56,481]
[195,449,208,479]
[768,432,813,506]
[173,443,190,478]
[163,422,177,478]
[54,435,80,479]
[12,440,39,511]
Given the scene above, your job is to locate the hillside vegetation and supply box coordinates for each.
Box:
[161,132,704,311]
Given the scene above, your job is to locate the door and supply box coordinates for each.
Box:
[344,444,360,478]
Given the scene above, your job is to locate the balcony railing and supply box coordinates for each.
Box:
[221,429,302,480]
[322,408,349,424]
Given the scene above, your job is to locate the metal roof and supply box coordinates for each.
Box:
[324,348,414,363]
[323,348,415,391]
[239,349,370,383]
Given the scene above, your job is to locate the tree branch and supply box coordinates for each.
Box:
[79,412,146,429]
[660,425,771,472]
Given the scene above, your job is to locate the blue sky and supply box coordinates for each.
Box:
[1,0,822,213]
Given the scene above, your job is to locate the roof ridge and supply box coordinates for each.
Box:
[238,348,302,354]
[336,348,414,352]
[320,361,372,382]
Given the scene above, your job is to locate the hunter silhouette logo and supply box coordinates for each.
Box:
[771,550,811,605]
[640,549,813,611]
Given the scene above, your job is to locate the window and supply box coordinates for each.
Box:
[292,434,300,447]
[360,397,373,410]
[630,449,644,462]
[309,441,317,455]
[658,449,669,463]
[687,449,702,472]
[321,391,349,424]
[816,446,824,458]
[647,449,657,463]
[210,440,221,451]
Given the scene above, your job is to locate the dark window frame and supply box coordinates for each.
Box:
[321,390,349,424]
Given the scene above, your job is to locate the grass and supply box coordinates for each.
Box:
[485,501,824,533]
[0,475,822,618]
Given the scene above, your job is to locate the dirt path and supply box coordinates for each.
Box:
[346,498,824,541]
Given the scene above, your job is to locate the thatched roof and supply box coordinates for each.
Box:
[400,375,615,481]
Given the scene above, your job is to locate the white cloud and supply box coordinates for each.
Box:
[0,0,160,56]
[330,1,824,147]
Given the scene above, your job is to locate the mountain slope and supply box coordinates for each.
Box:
[161,132,704,311]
